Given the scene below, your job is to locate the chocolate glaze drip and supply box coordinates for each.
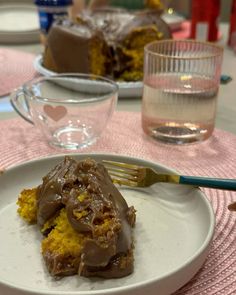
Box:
[36,157,136,278]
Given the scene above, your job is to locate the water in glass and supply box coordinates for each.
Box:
[142,73,218,144]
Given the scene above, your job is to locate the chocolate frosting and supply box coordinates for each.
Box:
[84,8,172,45]
[36,157,135,278]
[44,18,110,74]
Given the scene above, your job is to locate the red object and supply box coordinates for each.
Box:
[190,0,220,42]
[228,0,236,47]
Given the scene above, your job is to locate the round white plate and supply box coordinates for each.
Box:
[0,153,215,295]
[0,4,40,44]
[33,55,143,98]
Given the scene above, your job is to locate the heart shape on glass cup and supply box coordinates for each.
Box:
[43,105,68,122]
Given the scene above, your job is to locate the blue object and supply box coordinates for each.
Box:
[37,10,68,34]
[220,74,232,85]
[179,175,236,191]
[0,98,14,113]
[35,0,72,6]
[35,0,72,34]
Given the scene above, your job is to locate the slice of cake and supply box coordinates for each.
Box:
[17,157,136,278]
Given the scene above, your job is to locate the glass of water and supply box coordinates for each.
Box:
[142,40,223,144]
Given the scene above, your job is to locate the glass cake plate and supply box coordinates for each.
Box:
[33,55,143,98]
[0,153,215,295]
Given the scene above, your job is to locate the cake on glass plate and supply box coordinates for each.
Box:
[43,7,171,81]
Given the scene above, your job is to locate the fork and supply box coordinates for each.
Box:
[103,160,236,191]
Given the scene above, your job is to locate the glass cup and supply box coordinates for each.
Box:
[10,74,118,150]
[142,39,223,144]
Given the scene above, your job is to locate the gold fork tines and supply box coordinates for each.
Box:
[103,160,143,187]
[102,160,180,187]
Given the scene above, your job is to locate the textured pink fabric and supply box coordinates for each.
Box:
[0,112,235,294]
[0,48,38,96]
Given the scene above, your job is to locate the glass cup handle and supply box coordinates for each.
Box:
[10,87,34,125]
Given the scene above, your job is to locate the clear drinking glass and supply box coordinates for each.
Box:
[10,74,118,150]
[142,40,223,144]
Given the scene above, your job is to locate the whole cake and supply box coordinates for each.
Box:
[43,8,172,81]
[17,157,136,278]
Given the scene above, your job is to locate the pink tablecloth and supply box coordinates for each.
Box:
[0,48,38,97]
[0,112,235,295]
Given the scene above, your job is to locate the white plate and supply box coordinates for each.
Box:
[0,4,40,44]
[0,153,215,295]
[34,55,143,98]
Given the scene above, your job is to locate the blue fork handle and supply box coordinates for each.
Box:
[179,176,236,191]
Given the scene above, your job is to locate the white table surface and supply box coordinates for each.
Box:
[1,23,236,135]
